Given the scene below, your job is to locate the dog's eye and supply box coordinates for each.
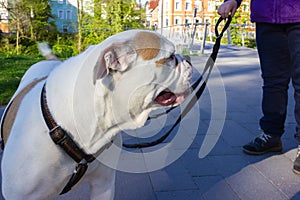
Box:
[169,54,178,66]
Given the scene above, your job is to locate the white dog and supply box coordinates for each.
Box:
[0,30,192,199]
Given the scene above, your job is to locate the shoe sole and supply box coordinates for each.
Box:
[293,168,300,175]
[242,146,283,155]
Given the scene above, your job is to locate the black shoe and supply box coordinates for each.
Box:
[243,133,282,155]
[293,146,300,175]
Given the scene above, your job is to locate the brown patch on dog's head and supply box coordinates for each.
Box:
[155,57,168,66]
[132,32,161,60]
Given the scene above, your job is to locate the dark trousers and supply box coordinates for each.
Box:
[256,23,300,142]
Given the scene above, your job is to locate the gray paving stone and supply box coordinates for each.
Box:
[201,179,240,200]
[115,172,156,200]
[156,190,204,200]
[181,149,219,177]
[208,155,250,177]
[238,122,260,136]
[193,135,240,156]
[226,166,289,200]
[149,160,198,191]
[253,155,300,189]
[226,111,258,124]
[54,183,90,200]
[219,120,254,147]
[193,175,223,195]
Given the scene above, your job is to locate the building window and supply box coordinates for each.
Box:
[0,13,6,20]
[165,0,169,11]
[175,18,180,25]
[58,10,64,19]
[175,1,181,11]
[63,24,68,32]
[205,18,211,24]
[66,10,72,20]
[58,0,63,4]
[196,1,202,11]
[165,18,169,27]
[207,1,215,12]
[185,2,191,10]
[242,3,249,12]
[185,19,190,26]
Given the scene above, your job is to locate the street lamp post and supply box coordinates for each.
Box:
[160,0,163,35]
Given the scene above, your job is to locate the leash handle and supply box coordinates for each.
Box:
[215,15,232,39]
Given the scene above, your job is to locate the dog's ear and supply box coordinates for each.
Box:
[93,42,136,84]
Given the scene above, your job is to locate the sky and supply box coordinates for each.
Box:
[138,0,148,6]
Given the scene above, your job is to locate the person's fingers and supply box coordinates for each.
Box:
[218,6,229,18]
[217,6,226,18]
[217,0,238,18]
[231,6,237,17]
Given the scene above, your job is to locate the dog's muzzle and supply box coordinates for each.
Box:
[154,55,192,106]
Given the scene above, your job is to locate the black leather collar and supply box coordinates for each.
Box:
[40,83,95,194]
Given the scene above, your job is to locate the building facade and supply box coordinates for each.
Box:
[0,0,9,33]
[146,0,251,31]
[49,0,79,33]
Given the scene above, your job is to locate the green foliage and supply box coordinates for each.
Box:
[51,34,75,58]
[225,4,256,48]
[1,0,146,55]
[7,0,55,41]
[80,0,145,50]
[1,0,58,55]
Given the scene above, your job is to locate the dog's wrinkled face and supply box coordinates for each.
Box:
[93,30,192,129]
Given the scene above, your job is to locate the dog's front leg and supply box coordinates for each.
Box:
[87,134,122,200]
[87,162,116,200]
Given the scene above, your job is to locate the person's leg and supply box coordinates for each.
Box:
[285,23,300,174]
[243,23,291,155]
[287,23,300,143]
[258,23,291,136]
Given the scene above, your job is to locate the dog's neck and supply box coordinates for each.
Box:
[45,45,120,155]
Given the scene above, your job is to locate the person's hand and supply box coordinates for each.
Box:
[218,0,238,18]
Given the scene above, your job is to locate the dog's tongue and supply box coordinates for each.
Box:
[154,91,177,106]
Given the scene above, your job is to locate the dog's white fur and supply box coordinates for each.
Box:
[0,30,192,199]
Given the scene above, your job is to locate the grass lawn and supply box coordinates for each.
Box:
[0,54,43,106]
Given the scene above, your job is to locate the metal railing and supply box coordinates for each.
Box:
[155,22,255,54]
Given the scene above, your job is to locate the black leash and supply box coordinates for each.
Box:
[123,16,232,148]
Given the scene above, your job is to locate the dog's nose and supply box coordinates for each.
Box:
[183,55,191,64]
[175,54,192,66]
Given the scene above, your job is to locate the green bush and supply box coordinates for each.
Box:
[52,44,73,58]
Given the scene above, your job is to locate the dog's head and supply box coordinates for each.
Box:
[93,30,193,129]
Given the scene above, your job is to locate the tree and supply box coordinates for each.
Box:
[79,0,145,51]
[2,0,55,54]
[104,0,145,33]
[77,0,83,52]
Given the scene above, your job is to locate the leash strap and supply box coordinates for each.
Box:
[123,16,232,148]
[40,84,95,194]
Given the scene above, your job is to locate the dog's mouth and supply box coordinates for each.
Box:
[154,90,188,106]
[153,55,193,107]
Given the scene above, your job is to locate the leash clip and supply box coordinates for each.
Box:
[74,159,88,173]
